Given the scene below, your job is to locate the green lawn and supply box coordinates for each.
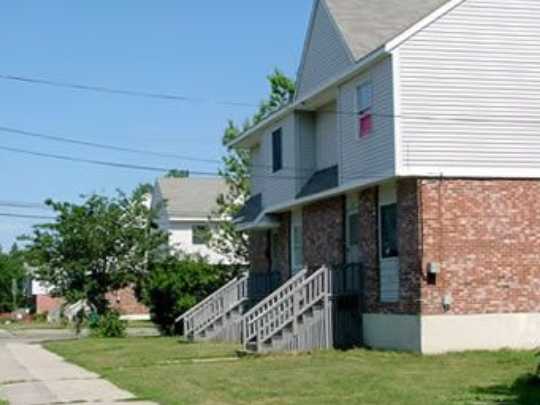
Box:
[45,337,540,405]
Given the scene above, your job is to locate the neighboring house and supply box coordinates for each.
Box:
[30,280,148,321]
[152,177,230,264]
[222,0,540,354]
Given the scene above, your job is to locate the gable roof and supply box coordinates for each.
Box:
[154,177,227,219]
[324,0,452,61]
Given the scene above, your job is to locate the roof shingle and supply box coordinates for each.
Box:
[324,0,451,60]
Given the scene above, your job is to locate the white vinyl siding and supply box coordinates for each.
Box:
[297,0,353,99]
[339,57,396,185]
[315,102,338,170]
[396,0,540,178]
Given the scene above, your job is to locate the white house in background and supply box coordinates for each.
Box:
[152,177,230,264]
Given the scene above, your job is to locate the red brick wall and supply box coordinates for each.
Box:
[108,287,149,316]
[419,179,540,315]
[272,213,291,281]
[249,231,270,274]
[361,181,422,315]
[35,295,64,315]
[36,287,148,316]
[303,197,345,271]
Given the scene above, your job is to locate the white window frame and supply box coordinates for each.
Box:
[356,80,374,139]
[378,183,400,303]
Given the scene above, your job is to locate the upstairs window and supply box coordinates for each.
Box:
[272,128,283,172]
[357,81,373,138]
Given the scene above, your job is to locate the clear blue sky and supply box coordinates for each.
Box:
[0,1,312,249]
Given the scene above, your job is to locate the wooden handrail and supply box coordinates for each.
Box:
[177,274,249,338]
[243,269,308,343]
[176,274,247,323]
[243,266,331,349]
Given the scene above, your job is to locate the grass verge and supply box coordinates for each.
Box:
[45,337,540,405]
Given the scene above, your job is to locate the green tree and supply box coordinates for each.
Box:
[136,254,237,335]
[165,169,190,178]
[24,190,167,316]
[210,69,296,263]
[0,245,27,313]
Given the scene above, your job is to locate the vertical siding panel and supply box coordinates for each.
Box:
[297,0,353,99]
[315,102,339,170]
[339,57,396,185]
[258,114,298,208]
[398,0,540,176]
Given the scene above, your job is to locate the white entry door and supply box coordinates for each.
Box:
[345,194,360,264]
[291,209,304,275]
[379,183,400,303]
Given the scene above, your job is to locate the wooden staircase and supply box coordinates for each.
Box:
[243,266,334,354]
[177,275,249,343]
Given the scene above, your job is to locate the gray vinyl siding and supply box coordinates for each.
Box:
[296,112,317,194]
[397,0,540,177]
[296,0,353,100]
[315,102,338,170]
[250,145,265,197]
[258,114,298,208]
[339,57,396,185]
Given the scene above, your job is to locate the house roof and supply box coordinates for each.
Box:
[297,166,339,199]
[233,194,263,225]
[324,0,452,61]
[155,177,227,219]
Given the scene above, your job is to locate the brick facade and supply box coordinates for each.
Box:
[108,287,149,316]
[247,178,540,318]
[248,213,290,281]
[302,196,345,271]
[361,181,421,315]
[35,295,64,315]
[249,231,270,274]
[272,213,291,281]
[35,288,148,317]
[419,179,540,315]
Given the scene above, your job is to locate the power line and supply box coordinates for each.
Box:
[0,201,50,210]
[0,143,388,181]
[0,126,221,165]
[0,125,311,173]
[2,73,540,124]
[0,212,55,220]
[0,145,174,173]
[0,73,258,108]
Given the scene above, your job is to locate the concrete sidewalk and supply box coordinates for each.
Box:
[0,341,157,405]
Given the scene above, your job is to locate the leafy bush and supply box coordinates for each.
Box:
[33,312,48,323]
[137,255,240,336]
[88,311,127,338]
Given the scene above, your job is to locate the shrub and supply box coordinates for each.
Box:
[88,311,127,338]
[33,312,48,323]
[137,255,239,336]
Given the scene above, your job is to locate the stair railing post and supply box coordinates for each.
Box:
[324,266,334,350]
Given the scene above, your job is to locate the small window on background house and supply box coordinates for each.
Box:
[272,128,283,172]
[357,81,373,138]
[192,225,210,245]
